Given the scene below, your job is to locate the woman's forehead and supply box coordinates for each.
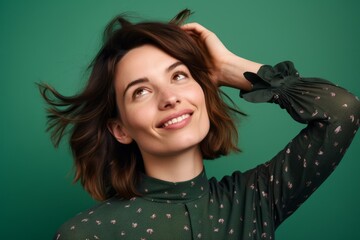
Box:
[114,45,182,87]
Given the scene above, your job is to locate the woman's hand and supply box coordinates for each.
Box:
[181,23,262,91]
[181,22,233,84]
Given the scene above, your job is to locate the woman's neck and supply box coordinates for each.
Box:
[141,146,204,182]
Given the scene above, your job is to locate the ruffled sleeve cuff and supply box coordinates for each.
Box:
[240,61,335,105]
[240,61,302,103]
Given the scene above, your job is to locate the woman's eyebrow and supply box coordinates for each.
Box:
[166,61,183,72]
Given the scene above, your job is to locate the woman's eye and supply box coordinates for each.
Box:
[133,88,149,98]
[173,72,188,81]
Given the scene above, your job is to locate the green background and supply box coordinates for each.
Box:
[1,0,359,239]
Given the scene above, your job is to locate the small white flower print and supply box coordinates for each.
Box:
[146,229,154,234]
[81,218,88,223]
[312,110,318,117]
[110,220,116,224]
[150,214,156,219]
[166,214,172,219]
[137,208,142,213]
[218,218,225,224]
[261,191,268,198]
[184,225,190,231]
[132,222,138,228]
[334,126,342,134]
[350,115,355,122]
[214,228,219,232]
[331,92,336,97]
[229,229,234,234]
[95,220,101,225]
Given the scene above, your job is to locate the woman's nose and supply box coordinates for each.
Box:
[158,88,181,110]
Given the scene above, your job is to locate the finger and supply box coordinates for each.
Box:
[181,22,210,35]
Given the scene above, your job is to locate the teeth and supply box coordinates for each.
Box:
[163,114,190,127]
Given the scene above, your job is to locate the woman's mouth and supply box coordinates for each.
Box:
[162,113,191,128]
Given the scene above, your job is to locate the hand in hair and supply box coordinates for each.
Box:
[182,23,262,91]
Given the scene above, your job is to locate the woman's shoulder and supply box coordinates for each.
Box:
[54,197,140,239]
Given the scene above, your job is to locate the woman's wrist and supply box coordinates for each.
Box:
[217,54,262,91]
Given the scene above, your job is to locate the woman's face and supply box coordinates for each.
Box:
[112,44,210,159]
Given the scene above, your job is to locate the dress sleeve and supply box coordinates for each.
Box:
[240,61,360,227]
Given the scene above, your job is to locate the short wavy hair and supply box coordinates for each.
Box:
[39,10,243,201]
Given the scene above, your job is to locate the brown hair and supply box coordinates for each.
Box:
[39,10,244,201]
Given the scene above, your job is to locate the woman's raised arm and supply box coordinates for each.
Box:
[183,22,360,227]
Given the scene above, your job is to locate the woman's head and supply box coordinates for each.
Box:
[109,44,210,162]
[39,10,242,200]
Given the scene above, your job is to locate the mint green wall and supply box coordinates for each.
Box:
[1,0,359,239]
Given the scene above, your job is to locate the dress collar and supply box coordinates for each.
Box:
[137,170,209,203]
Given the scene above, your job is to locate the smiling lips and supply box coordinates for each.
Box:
[162,113,191,128]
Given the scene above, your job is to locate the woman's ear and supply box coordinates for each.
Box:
[107,119,133,144]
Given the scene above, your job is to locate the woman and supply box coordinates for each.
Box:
[40,10,360,240]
